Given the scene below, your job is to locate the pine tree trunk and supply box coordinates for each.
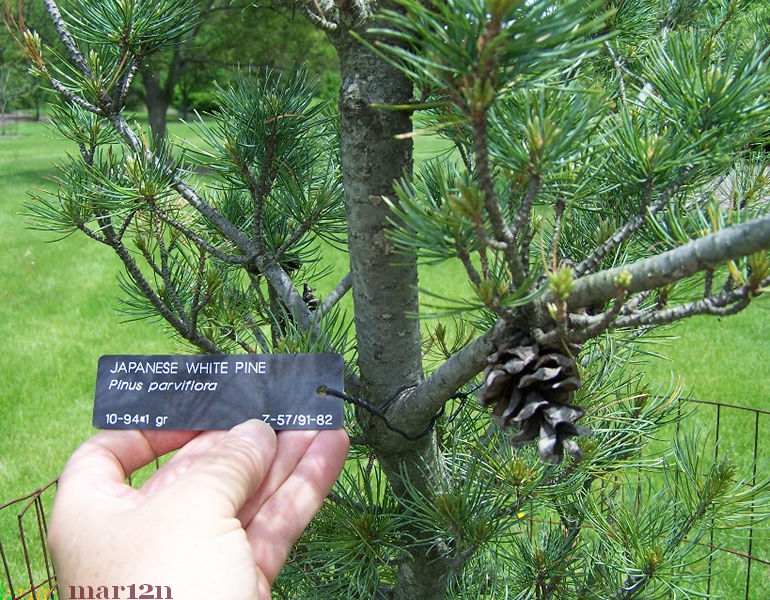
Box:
[334,35,457,600]
[335,40,422,407]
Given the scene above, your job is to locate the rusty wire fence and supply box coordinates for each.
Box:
[673,399,770,600]
[0,481,57,600]
[1,398,768,600]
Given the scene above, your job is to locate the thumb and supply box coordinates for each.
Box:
[155,419,277,518]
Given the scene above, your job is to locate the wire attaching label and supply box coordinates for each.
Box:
[93,353,344,430]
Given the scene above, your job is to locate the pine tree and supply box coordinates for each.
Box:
[5,0,770,598]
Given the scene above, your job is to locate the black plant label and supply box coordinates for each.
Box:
[93,354,344,430]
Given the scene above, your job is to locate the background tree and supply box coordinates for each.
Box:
[5,0,770,598]
[137,0,338,142]
[0,47,26,135]
[171,3,338,120]
[0,4,35,133]
[1,0,64,123]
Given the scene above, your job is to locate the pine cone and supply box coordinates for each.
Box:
[478,340,588,463]
[303,282,319,311]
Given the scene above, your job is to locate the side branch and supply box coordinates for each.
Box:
[285,0,340,31]
[511,174,540,247]
[48,77,103,115]
[169,173,258,257]
[115,58,140,110]
[111,239,221,354]
[108,116,317,339]
[574,165,694,277]
[42,0,91,78]
[153,206,252,264]
[112,111,260,258]
[471,114,528,286]
[613,285,753,328]
[318,273,353,317]
[391,320,510,430]
[564,215,770,311]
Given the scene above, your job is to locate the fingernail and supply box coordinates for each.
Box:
[230,419,275,451]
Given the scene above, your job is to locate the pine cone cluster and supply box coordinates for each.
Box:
[478,340,588,463]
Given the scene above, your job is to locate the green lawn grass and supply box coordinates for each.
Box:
[1,117,769,597]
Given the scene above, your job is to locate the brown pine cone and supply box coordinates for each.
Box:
[479,340,588,463]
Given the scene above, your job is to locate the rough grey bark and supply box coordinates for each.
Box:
[335,39,422,426]
[331,30,458,600]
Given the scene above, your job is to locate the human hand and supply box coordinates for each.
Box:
[48,420,349,600]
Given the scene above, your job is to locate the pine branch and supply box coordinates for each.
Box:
[248,318,271,353]
[42,0,91,78]
[398,321,510,430]
[115,208,139,243]
[168,171,260,257]
[153,205,251,264]
[140,248,164,278]
[189,249,208,335]
[254,260,316,331]
[115,58,140,111]
[619,289,653,315]
[549,199,565,269]
[153,212,189,324]
[704,268,714,298]
[231,127,277,249]
[38,0,341,359]
[303,0,339,32]
[574,165,695,277]
[471,113,528,287]
[288,0,340,31]
[318,273,352,317]
[536,288,627,346]
[606,42,627,104]
[613,285,752,328]
[542,522,582,600]
[276,219,313,257]
[456,242,482,286]
[110,112,256,258]
[511,174,541,254]
[112,237,221,353]
[76,222,108,245]
[563,215,770,312]
[47,76,103,115]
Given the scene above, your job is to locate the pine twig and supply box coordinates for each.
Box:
[153,211,189,324]
[115,58,140,111]
[48,77,103,115]
[511,174,541,253]
[153,205,251,264]
[42,0,91,78]
[113,237,221,353]
[318,273,353,317]
[613,286,752,328]
[471,113,528,287]
[574,165,695,277]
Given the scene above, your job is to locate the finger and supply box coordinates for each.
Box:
[245,428,349,582]
[154,419,277,518]
[139,429,233,495]
[236,429,322,525]
[58,429,200,492]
